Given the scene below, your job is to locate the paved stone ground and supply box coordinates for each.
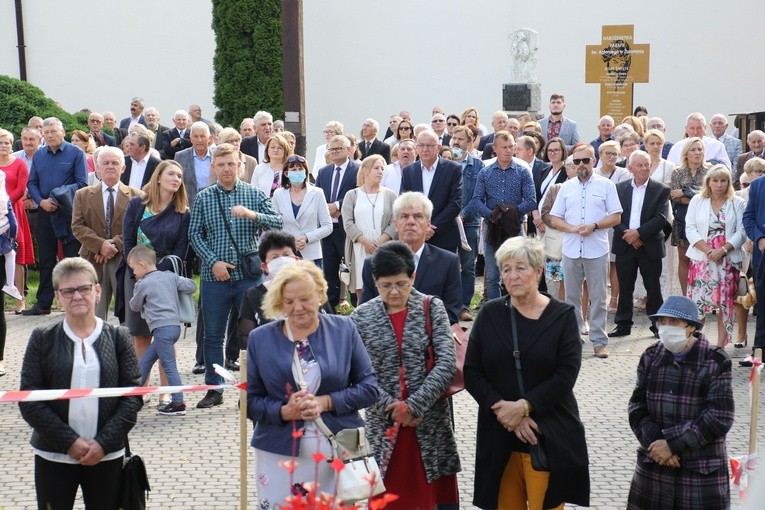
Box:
[1,287,764,509]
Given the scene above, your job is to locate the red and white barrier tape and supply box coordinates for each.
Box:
[0,364,245,403]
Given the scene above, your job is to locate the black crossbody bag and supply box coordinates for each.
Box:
[508,299,550,471]
[214,190,263,280]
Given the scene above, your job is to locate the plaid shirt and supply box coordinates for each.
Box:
[189,180,282,281]
[628,334,733,469]
[716,133,742,166]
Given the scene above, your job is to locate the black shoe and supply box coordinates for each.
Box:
[609,326,631,337]
[192,363,205,374]
[196,390,223,409]
[740,359,754,367]
[20,305,51,316]
[225,359,240,371]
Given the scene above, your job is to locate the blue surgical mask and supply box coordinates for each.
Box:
[287,170,306,184]
[451,146,464,159]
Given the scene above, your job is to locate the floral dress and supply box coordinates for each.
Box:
[687,207,741,343]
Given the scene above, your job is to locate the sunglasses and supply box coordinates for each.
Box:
[286,155,306,164]
[573,158,592,165]
[447,122,458,127]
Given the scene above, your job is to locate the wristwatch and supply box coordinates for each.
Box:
[593,222,599,231]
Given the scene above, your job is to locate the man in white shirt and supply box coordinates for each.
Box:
[122,133,160,190]
[162,110,192,160]
[431,113,451,147]
[241,111,273,163]
[550,144,622,358]
[382,139,415,195]
[666,112,732,168]
[359,118,391,163]
[119,97,146,130]
[710,113,742,167]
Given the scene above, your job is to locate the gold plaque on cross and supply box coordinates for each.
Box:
[586,25,650,120]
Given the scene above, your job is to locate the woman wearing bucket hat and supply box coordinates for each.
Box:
[627,295,734,509]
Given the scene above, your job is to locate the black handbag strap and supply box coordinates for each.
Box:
[507,298,526,396]
[125,435,132,457]
[214,189,246,260]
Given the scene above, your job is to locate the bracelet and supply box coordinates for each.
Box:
[721,245,729,255]
[521,399,530,417]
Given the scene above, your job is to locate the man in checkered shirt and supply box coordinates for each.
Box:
[189,143,283,409]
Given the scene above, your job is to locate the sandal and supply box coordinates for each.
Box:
[734,338,748,348]
[581,321,590,336]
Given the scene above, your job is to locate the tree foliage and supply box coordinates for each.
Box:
[0,75,88,138]
[212,0,284,127]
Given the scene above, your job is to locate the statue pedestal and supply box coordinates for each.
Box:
[502,83,541,116]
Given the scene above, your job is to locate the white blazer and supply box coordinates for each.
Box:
[271,184,332,261]
[250,162,281,197]
[685,194,746,262]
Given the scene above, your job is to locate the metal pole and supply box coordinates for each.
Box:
[239,350,248,509]
[14,0,28,81]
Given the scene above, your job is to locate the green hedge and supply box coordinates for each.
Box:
[212,0,284,128]
[0,75,88,138]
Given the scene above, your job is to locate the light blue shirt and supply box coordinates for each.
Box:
[193,150,212,191]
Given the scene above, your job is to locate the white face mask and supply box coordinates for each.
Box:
[266,256,295,280]
[658,325,690,353]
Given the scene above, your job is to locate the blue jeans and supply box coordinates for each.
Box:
[483,233,502,300]
[459,224,480,308]
[201,279,256,387]
[139,325,183,404]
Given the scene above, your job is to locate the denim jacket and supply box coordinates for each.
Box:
[460,154,484,226]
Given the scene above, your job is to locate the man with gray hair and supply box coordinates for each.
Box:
[87,112,115,148]
[666,113,731,167]
[316,134,359,307]
[22,117,88,315]
[431,113,451,147]
[710,113,742,168]
[72,147,141,319]
[478,110,509,152]
[239,118,255,138]
[735,130,765,190]
[119,97,147,130]
[122,132,161,189]
[162,110,192,160]
[359,118,390,163]
[175,121,212,207]
[644,117,673,158]
[241,111,273,163]
[143,107,168,157]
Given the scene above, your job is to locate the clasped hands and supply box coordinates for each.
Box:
[647,439,680,468]
[66,437,105,466]
[281,389,331,422]
[491,399,540,445]
[385,400,422,427]
[622,229,643,249]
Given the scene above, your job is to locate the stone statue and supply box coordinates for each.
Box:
[509,28,538,83]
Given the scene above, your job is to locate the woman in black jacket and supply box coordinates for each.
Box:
[465,237,589,509]
[19,257,142,509]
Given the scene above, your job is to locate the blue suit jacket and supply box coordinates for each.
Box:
[246,315,378,456]
[744,176,765,273]
[400,157,463,252]
[119,115,147,130]
[360,242,462,325]
[315,160,359,220]
[539,117,580,150]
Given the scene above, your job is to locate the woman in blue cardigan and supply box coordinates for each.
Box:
[247,260,378,508]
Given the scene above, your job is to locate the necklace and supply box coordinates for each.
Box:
[363,187,380,229]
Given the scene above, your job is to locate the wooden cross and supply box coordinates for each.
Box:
[586,25,650,120]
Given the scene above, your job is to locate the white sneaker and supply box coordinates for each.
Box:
[461,241,472,252]
[2,285,23,301]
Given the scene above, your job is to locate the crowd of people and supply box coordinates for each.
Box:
[5,94,758,508]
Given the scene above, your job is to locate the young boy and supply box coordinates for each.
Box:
[128,245,197,415]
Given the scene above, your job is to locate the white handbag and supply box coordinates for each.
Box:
[542,227,563,260]
[158,255,196,324]
[288,321,385,503]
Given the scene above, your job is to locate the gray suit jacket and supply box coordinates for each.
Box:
[539,116,580,150]
[174,148,206,207]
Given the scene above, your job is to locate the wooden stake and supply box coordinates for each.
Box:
[749,348,762,456]
[240,349,248,509]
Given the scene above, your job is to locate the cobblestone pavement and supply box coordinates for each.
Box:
[1,294,763,509]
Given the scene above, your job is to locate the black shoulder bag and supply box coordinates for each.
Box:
[508,299,550,471]
[120,436,150,509]
[214,190,263,280]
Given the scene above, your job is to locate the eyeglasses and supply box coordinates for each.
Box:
[287,155,306,164]
[322,130,336,135]
[376,281,412,292]
[56,284,95,299]
[416,144,437,149]
[573,158,592,165]
[399,127,412,131]
[547,148,562,154]
[447,122,458,127]
[327,147,346,152]
[603,151,618,157]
